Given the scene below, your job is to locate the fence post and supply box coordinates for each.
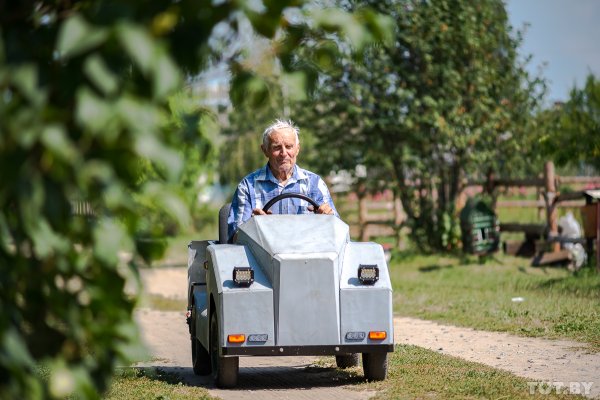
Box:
[393,192,405,249]
[358,184,368,242]
[544,161,559,252]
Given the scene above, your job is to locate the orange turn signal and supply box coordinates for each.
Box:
[369,331,387,340]
[227,334,245,343]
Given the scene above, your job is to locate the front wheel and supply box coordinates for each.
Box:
[210,313,239,388]
[336,354,360,369]
[362,352,388,381]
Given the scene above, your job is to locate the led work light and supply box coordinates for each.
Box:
[233,266,254,287]
[358,264,379,285]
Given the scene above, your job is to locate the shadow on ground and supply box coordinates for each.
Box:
[140,363,365,391]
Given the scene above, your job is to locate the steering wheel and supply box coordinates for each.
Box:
[262,192,320,213]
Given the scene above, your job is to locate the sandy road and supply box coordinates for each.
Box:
[136,266,600,399]
[135,309,375,400]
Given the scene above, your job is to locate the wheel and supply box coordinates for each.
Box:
[210,313,239,388]
[336,354,360,369]
[191,307,211,375]
[191,336,211,375]
[362,352,388,381]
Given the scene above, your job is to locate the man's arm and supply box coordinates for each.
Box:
[313,176,339,217]
[227,181,254,241]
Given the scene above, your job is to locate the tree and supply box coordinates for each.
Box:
[298,0,545,251]
[541,73,600,172]
[0,1,390,398]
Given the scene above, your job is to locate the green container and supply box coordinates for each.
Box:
[459,198,500,255]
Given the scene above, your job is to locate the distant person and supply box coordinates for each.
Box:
[227,119,338,241]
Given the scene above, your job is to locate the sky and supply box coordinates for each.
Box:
[506,0,600,102]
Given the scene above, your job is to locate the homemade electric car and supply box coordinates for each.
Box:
[186,193,394,388]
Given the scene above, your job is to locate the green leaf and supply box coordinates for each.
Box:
[30,218,69,258]
[117,23,155,76]
[49,364,76,398]
[75,87,116,138]
[153,51,182,100]
[56,14,108,59]
[143,183,190,229]
[115,96,163,135]
[83,55,119,96]
[11,64,46,106]
[41,124,79,163]
[134,135,182,181]
[93,218,133,266]
[281,72,307,101]
[0,212,14,253]
[230,72,270,108]
[312,8,369,50]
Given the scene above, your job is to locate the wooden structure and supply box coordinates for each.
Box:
[582,191,600,272]
[468,162,599,269]
[337,161,598,268]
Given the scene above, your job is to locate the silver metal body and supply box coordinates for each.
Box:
[188,214,394,359]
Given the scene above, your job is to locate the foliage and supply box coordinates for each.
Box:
[218,79,285,188]
[0,1,391,398]
[298,0,546,252]
[541,73,600,172]
[135,92,219,236]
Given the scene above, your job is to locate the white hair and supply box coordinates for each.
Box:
[262,119,300,148]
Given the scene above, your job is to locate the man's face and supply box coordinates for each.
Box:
[261,128,300,178]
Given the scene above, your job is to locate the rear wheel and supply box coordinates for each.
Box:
[210,313,239,388]
[191,307,211,375]
[191,336,211,375]
[362,352,388,381]
[335,354,360,369]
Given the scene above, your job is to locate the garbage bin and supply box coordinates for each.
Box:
[460,198,500,255]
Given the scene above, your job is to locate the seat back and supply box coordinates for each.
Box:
[218,203,232,244]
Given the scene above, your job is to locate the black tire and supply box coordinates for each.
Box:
[192,336,211,375]
[191,307,211,375]
[362,352,388,381]
[336,354,360,369]
[210,313,239,388]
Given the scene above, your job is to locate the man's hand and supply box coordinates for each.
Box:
[314,203,334,215]
[252,208,272,216]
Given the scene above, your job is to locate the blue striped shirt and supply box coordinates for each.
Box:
[227,163,338,241]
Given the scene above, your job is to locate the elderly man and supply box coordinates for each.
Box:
[227,119,338,241]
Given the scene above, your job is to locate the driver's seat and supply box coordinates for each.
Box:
[218,203,231,244]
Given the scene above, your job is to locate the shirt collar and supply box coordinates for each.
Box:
[258,163,308,184]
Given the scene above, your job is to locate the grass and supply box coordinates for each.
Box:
[389,251,600,349]
[104,368,213,400]
[139,294,187,311]
[366,345,585,399]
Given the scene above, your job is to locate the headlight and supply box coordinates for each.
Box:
[233,266,254,287]
[358,264,379,285]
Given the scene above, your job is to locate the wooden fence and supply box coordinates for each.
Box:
[335,161,600,268]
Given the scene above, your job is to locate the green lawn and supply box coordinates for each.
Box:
[105,368,214,400]
[368,345,585,399]
[390,252,600,349]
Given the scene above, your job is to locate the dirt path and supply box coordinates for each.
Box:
[137,267,599,399]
